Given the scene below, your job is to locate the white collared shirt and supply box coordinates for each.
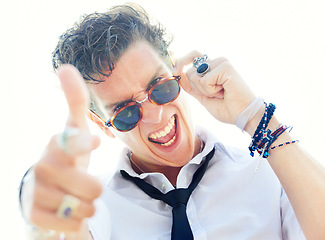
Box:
[88,128,305,239]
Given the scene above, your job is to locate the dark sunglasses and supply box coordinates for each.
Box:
[89,75,181,132]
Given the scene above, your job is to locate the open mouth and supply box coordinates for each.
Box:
[148,115,177,147]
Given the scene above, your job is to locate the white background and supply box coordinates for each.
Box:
[1,0,324,238]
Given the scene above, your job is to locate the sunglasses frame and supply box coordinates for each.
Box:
[89,75,181,132]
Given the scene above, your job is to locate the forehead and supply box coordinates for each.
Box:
[90,41,170,111]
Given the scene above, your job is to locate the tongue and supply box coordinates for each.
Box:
[150,127,176,144]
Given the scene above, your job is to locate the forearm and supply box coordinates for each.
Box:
[246,107,325,239]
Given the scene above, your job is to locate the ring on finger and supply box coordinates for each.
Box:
[193,54,210,76]
[57,127,80,154]
[57,194,80,219]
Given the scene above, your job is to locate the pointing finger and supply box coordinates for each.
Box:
[57,64,89,130]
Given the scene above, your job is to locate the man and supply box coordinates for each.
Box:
[20,3,325,240]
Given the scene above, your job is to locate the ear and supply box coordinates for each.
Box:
[87,110,115,138]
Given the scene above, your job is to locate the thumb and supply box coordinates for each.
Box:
[57,64,89,130]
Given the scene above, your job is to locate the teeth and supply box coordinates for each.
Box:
[161,135,176,147]
[160,130,167,137]
[149,116,175,140]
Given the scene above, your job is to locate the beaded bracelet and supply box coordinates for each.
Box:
[248,103,267,156]
[256,125,289,158]
[270,140,299,150]
[249,103,276,157]
[251,118,297,159]
[248,103,298,158]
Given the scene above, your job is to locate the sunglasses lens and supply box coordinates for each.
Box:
[151,79,180,104]
[112,104,141,131]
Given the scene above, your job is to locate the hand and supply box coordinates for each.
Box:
[174,51,256,125]
[21,65,102,234]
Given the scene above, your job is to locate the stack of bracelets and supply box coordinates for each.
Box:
[248,102,299,158]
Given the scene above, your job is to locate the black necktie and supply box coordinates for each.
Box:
[120,147,215,240]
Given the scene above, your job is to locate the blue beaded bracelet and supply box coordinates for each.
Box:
[257,125,288,158]
[270,140,299,150]
[249,103,276,157]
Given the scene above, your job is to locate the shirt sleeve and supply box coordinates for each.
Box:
[87,198,111,240]
[280,187,306,240]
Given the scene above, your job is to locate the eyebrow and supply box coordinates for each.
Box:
[105,66,165,111]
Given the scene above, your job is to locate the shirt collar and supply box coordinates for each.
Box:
[117,126,236,179]
[194,126,236,163]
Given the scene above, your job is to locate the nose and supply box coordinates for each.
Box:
[141,100,163,124]
[134,91,162,124]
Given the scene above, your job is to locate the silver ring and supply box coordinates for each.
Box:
[193,54,210,76]
[57,194,80,219]
[57,127,80,154]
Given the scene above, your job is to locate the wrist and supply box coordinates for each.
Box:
[244,105,286,138]
[236,97,264,131]
[267,116,293,148]
[244,105,265,136]
[246,102,296,158]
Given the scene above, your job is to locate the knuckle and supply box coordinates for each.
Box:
[218,56,228,62]
[48,134,63,153]
[33,182,56,207]
[84,202,96,218]
[49,134,59,145]
[88,204,96,217]
[34,161,52,180]
[89,179,103,199]
[212,57,229,66]
[33,183,44,202]
[79,174,103,199]
[190,50,202,57]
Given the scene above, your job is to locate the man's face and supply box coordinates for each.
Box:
[91,41,200,170]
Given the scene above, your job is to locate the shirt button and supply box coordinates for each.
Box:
[162,182,167,190]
